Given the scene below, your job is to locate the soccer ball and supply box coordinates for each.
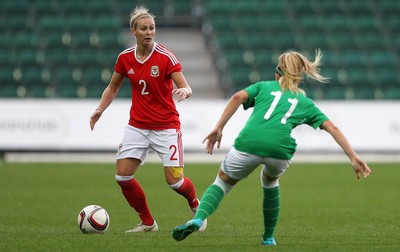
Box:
[78,205,110,234]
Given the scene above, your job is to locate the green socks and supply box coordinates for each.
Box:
[194,184,225,220]
[192,183,280,240]
[262,186,280,239]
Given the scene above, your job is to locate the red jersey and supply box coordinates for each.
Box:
[115,42,182,130]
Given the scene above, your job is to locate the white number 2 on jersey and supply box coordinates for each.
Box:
[139,80,149,95]
[263,91,298,124]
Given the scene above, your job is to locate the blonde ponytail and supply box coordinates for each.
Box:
[303,49,329,83]
[277,49,329,93]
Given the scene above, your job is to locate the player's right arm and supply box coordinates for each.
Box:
[90,72,125,130]
[320,120,372,179]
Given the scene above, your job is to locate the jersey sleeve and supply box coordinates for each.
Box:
[158,44,182,75]
[242,83,259,110]
[166,62,181,75]
[114,53,127,77]
[305,104,329,129]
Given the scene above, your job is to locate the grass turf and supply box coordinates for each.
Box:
[0,162,399,251]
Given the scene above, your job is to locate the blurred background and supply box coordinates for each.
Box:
[1,0,399,99]
[0,0,399,161]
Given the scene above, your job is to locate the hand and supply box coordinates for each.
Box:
[352,156,372,180]
[172,88,188,102]
[89,108,103,131]
[202,128,223,154]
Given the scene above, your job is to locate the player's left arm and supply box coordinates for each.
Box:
[203,90,249,154]
[171,72,192,101]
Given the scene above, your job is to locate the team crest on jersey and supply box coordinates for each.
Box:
[150,66,159,77]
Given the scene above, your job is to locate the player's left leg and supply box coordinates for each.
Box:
[151,129,199,211]
[193,169,236,220]
[192,147,261,221]
[164,167,199,213]
[172,170,234,241]
[173,147,260,241]
[151,129,206,231]
[166,167,208,233]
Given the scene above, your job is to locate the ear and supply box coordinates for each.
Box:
[275,73,280,81]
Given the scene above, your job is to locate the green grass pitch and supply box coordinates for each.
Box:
[1,161,399,251]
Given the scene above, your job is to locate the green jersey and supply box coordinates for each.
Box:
[234,81,329,159]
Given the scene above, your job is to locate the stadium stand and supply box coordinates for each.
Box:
[0,0,200,99]
[202,0,400,99]
[0,0,399,100]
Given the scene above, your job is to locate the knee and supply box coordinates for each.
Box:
[115,174,134,182]
[214,170,237,194]
[218,169,238,186]
[260,169,279,189]
[116,158,140,176]
[165,166,184,185]
[115,175,134,189]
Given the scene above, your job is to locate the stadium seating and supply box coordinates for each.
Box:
[0,0,398,100]
[0,0,196,99]
[202,0,400,100]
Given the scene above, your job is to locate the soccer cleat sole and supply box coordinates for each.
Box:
[172,220,201,241]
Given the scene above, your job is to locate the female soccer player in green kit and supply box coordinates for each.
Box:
[172,49,372,245]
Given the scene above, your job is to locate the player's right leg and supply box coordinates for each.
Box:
[115,158,157,232]
[115,126,156,232]
[260,158,290,245]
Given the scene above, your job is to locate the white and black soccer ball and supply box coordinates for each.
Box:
[78,205,110,234]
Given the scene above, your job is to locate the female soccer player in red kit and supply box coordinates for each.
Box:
[89,6,206,232]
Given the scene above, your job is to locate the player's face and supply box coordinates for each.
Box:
[133,17,155,46]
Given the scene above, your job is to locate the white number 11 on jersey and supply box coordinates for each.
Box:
[264,91,298,124]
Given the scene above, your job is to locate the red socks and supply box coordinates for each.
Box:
[117,178,154,226]
[117,177,198,225]
[173,177,198,209]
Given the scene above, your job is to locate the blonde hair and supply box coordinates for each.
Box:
[277,49,328,94]
[129,5,155,29]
